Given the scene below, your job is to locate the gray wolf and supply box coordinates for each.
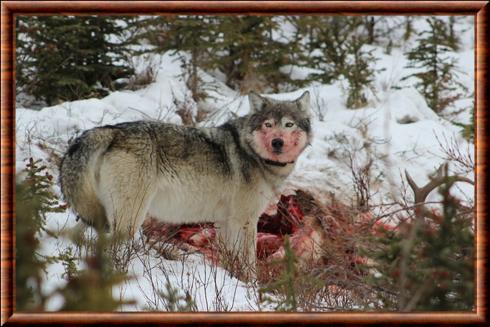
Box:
[59,91,312,275]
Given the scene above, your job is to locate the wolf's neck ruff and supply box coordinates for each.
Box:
[262,159,294,167]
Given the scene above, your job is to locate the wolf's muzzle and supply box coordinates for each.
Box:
[271,138,284,151]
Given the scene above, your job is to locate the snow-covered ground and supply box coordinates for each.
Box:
[15,17,475,311]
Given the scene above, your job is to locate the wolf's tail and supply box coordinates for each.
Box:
[59,127,116,229]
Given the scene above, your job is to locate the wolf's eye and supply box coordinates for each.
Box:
[264,122,273,128]
[285,122,294,128]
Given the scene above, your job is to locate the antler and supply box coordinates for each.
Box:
[404,163,474,221]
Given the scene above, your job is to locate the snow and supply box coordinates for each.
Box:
[15,17,475,311]
[119,252,256,311]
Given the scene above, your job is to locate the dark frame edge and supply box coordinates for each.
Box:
[2,1,489,15]
[475,1,489,324]
[4,312,488,325]
[1,1,14,326]
[1,1,488,325]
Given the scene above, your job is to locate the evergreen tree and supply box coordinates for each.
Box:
[157,276,197,311]
[343,35,378,109]
[447,16,460,51]
[463,105,475,142]
[404,17,414,41]
[135,16,218,102]
[16,158,132,311]
[361,16,401,53]
[57,230,133,311]
[402,17,467,113]
[259,237,298,311]
[16,16,134,105]
[364,17,377,45]
[293,16,363,84]
[173,16,217,102]
[16,158,66,310]
[450,100,474,142]
[135,16,300,95]
[291,16,378,108]
[16,18,31,97]
[215,16,299,93]
[364,167,474,311]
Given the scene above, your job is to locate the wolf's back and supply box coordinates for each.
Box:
[59,127,116,229]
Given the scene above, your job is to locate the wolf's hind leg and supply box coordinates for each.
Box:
[98,158,156,237]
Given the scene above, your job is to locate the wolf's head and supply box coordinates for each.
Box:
[245,91,312,165]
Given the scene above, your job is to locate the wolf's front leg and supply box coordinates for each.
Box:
[217,220,257,280]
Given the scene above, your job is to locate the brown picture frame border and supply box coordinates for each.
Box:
[1,1,488,325]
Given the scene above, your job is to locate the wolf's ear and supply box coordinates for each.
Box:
[296,91,310,112]
[248,91,266,113]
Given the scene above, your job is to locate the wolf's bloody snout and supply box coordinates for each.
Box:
[271,138,284,150]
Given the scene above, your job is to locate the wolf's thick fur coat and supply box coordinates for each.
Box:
[60,91,312,272]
